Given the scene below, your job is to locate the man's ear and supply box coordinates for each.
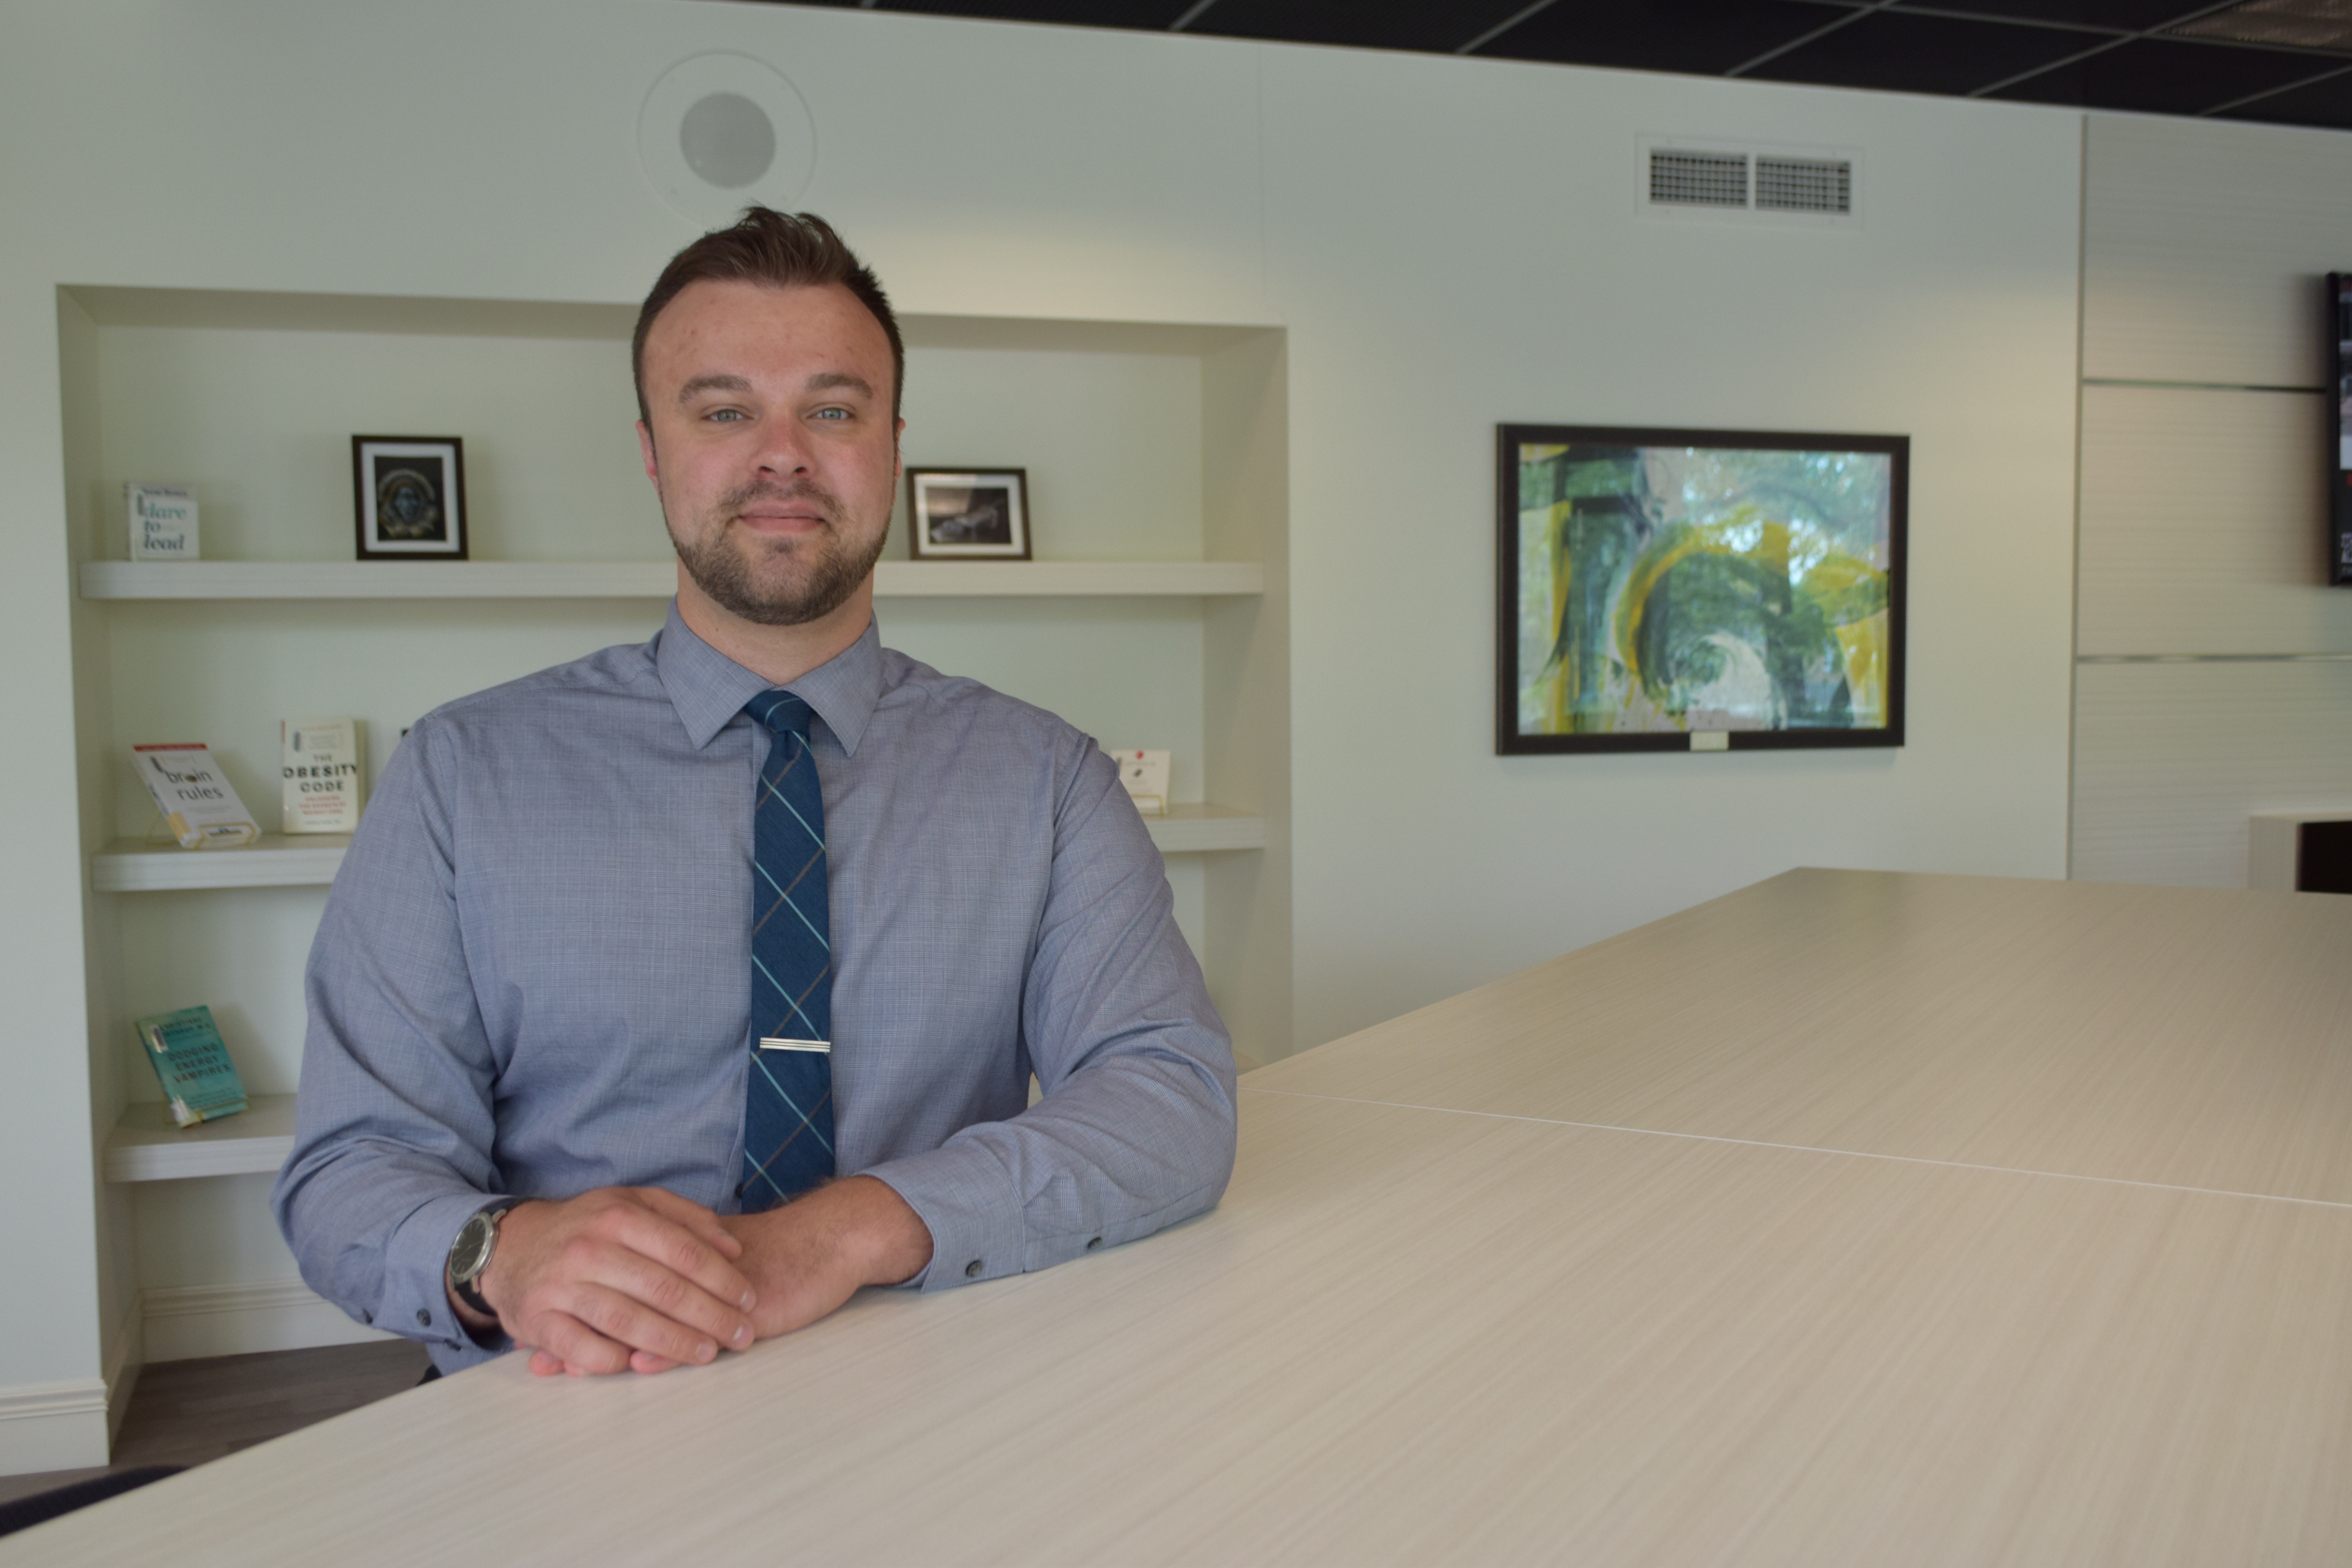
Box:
[637,420,659,485]
[893,416,905,480]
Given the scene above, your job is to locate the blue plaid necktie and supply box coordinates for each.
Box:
[737,689,836,1212]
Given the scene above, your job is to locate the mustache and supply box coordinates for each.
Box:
[720,479,841,520]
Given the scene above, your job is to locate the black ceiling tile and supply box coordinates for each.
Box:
[870,0,1192,26]
[1747,9,2096,93]
[1181,0,1538,53]
[2210,63,2352,126]
[1472,0,1854,74]
[1884,0,2217,27]
[1986,35,2332,111]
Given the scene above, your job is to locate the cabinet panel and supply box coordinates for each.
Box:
[2078,384,2350,656]
[2072,660,2352,887]
[2083,115,2352,389]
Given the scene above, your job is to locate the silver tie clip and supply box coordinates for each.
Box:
[759,1038,831,1053]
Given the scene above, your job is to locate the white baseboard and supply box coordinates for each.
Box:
[142,1279,394,1363]
[0,1282,392,1477]
[0,1380,111,1476]
[104,1289,142,1445]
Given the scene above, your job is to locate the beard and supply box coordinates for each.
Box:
[667,478,889,627]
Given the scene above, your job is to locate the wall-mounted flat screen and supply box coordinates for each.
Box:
[1498,425,1907,754]
[2329,274,2352,586]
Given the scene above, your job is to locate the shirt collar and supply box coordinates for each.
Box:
[653,602,885,757]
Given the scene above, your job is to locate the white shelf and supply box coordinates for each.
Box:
[80,559,1263,600]
[94,811,1262,892]
[105,1093,297,1182]
[1142,804,1268,853]
[93,834,352,892]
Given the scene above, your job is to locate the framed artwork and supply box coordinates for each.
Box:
[907,468,1029,560]
[1498,425,1906,754]
[352,436,467,560]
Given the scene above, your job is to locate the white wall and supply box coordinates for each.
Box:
[1258,49,2084,1044]
[0,0,2091,1463]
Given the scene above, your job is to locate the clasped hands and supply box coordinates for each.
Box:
[450,1176,933,1376]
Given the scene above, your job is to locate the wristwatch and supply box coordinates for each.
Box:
[447,1198,523,1318]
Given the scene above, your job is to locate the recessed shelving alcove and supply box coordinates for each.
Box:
[61,282,1290,1357]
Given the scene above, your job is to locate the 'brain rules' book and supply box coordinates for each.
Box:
[133,1005,249,1127]
[131,743,259,849]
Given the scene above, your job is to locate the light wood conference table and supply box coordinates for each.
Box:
[16,869,2352,1564]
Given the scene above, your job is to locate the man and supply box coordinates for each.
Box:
[272,209,1238,1379]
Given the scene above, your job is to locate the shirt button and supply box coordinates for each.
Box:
[964,1259,983,1278]
[416,1308,432,1327]
[1086,1237,1103,1250]
[361,1310,374,1325]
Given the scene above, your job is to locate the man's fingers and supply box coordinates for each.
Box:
[567,1280,725,1368]
[528,1345,675,1377]
[523,1309,637,1377]
[484,1187,757,1375]
[601,1203,759,1319]
[631,1187,747,1261]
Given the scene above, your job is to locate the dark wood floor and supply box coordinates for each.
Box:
[0,1339,429,1508]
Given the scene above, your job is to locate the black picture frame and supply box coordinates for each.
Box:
[907,467,1031,560]
[352,436,468,561]
[1497,424,1908,755]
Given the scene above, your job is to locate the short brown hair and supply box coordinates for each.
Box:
[631,207,905,425]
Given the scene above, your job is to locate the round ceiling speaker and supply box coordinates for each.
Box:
[639,53,817,227]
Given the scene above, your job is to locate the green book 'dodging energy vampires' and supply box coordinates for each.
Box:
[134,1005,250,1127]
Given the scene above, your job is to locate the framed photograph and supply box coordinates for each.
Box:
[1498,425,1907,754]
[352,436,467,560]
[907,468,1029,560]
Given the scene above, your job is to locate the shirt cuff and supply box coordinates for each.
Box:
[386,1189,512,1356]
[861,1144,1025,1294]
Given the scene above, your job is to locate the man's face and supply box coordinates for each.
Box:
[637,279,902,627]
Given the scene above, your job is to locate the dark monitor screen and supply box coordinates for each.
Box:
[2299,820,2352,895]
[2330,274,2352,586]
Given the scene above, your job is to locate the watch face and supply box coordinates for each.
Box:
[451,1210,496,1281]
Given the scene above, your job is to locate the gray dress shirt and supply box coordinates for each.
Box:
[271,606,1238,1371]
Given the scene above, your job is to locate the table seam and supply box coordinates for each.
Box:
[1238,1085,2352,1211]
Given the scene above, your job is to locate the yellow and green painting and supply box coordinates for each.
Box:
[1503,428,1904,752]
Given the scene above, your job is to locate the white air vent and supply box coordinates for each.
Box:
[1639,137,1861,223]
[1755,156,1853,214]
[1649,150,1748,208]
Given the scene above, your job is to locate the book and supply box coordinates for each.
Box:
[130,743,260,850]
[281,717,366,834]
[126,484,199,561]
[1109,749,1171,816]
[132,1005,249,1127]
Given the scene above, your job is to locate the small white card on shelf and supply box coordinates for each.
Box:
[281,717,367,834]
[1110,749,1171,816]
[130,743,259,850]
[127,484,199,561]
